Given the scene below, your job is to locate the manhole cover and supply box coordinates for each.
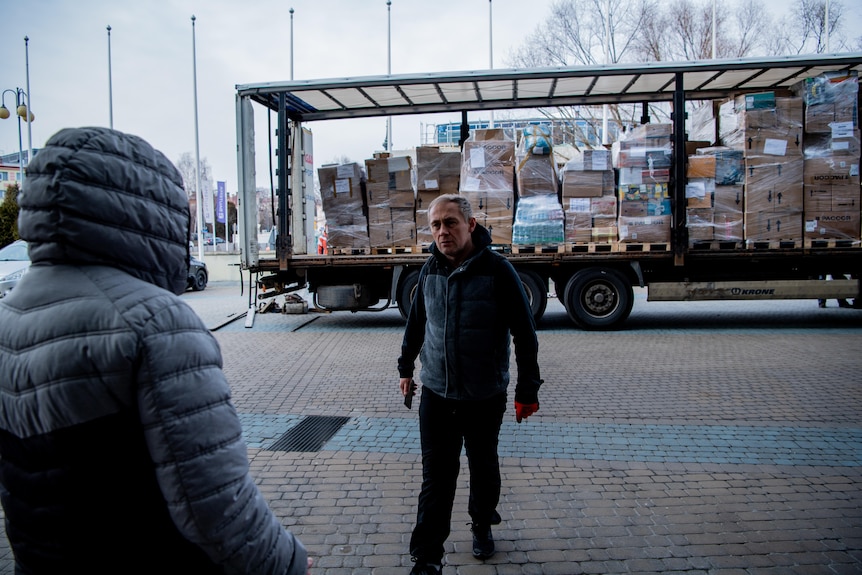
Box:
[268,415,351,452]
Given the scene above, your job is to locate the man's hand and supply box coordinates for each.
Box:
[515,401,539,423]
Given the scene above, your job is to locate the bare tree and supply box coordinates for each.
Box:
[175,152,213,201]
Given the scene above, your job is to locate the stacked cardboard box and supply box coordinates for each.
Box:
[415,146,461,245]
[801,72,861,242]
[318,162,370,249]
[719,93,805,244]
[560,150,616,243]
[685,147,745,243]
[513,126,564,245]
[615,124,672,243]
[459,128,515,244]
[365,155,417,248]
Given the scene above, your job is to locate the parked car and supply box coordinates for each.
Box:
[0,240,30,299]
[188,255,208,291]
[204,236,225,245]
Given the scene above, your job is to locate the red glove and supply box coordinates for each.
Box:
[515,401,539,423]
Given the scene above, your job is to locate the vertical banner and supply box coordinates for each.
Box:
[216,181,227,223]
[203,183,215,226]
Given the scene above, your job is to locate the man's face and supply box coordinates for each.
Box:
[429,200,476,265]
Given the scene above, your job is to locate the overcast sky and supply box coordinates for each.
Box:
[3,0,861,195]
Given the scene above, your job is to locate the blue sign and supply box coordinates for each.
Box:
[216,181,226,224]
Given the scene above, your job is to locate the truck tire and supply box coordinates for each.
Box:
[517,269,547,322]
[396,270,421,320]
[563,268,633,330]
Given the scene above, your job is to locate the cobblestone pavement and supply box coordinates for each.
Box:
[0,283,860,574]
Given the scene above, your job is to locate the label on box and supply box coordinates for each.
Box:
[335,179,350,194]
[591,155,608,170]
[424,179,438,189]
[832,121,855,139]
[762,138,788,156]
[470,148,486,169]
[568,198,591,212]
[336,165,355,178]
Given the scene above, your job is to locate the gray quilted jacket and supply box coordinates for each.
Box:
[0,127,307,574]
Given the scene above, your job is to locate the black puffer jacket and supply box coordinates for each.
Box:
[398,224,542,404]
[0,127,307,574]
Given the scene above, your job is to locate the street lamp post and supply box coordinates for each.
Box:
[191,15,204,261]
[0,88,35,189]
[386,0,392,152]
[24,37,33,174]
[107,25,114,129]
[290,8,295,81]
[489,0,494,129]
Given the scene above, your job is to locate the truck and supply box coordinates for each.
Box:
[234,53,862,329]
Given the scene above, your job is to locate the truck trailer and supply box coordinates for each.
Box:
[234,53,862,329]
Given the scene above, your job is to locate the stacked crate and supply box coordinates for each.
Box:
[615,124,673,243]
[560,149,616,244]
[513,126,565,246]
[365,155,417,248]
[719,93,805,245]
[685,148,745,244]
[800,72,861,243]
[415,146,461,246]
[459,128,515,244]
[317,162,370,250]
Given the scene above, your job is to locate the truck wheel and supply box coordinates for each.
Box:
[397,270,421,320]
[563,268,633,330]
[517,269,547,322]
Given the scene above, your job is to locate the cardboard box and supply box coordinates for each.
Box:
[416,146,461,191]
[687,155,716,178]
[591,226,618,242]
[562,170,606,197]
[685,178,714,208]
[591,196,617,216]
[804,211,861,240]
[714,185,744,213]
[804,184,860,212]
[741,127,803,157]
[618,183,669,202]
[516,153,558,196]
[744,157,804,189]
[365,156,414,191]
[619,200,647,217]
[618,215,671,243]
[803,157,861,187]
[713,212,744,241]
[618,167,670,185]
[803,128,861,158]
[743,211,802,242]
[687,208,715,241]
[616,147,672,169]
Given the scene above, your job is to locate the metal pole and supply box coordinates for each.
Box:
[24,37,33,176]
[107,26,114,129]
[16,91,23,190]
[602,1,609,144]
[386,0,392,151]
[711,0,716,59]
[290,8,295,81]
[192,15,204,261]
[489,0,494,129]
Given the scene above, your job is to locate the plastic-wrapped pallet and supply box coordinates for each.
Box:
[513,195,565,245]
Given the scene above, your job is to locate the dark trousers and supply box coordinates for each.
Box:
[409,389,506,563]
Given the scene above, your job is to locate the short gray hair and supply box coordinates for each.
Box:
[428,194,473,222]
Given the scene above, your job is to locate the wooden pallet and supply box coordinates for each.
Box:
[511,244,567,254]
[618,242,671,252]
[327,247,371,255]
[689,240,744,251]
[566,242,617,253]
[745,240,803,250]
[369,245,424,255]
[804,239,861,249]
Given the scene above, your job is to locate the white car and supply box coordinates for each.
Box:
[0,240,30,299]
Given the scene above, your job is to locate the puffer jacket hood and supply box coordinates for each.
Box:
[19,127,190,295]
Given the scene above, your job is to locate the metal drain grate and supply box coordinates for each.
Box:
[268,416,351,452]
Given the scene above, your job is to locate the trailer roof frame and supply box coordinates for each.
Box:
[236,53,862,122]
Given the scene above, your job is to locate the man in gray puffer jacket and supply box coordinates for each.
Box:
[0,127,308,574]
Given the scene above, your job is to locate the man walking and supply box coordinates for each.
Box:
[398,194,542,574]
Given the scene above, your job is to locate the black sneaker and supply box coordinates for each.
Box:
[409,561,441,575]
[470,523,495,559]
